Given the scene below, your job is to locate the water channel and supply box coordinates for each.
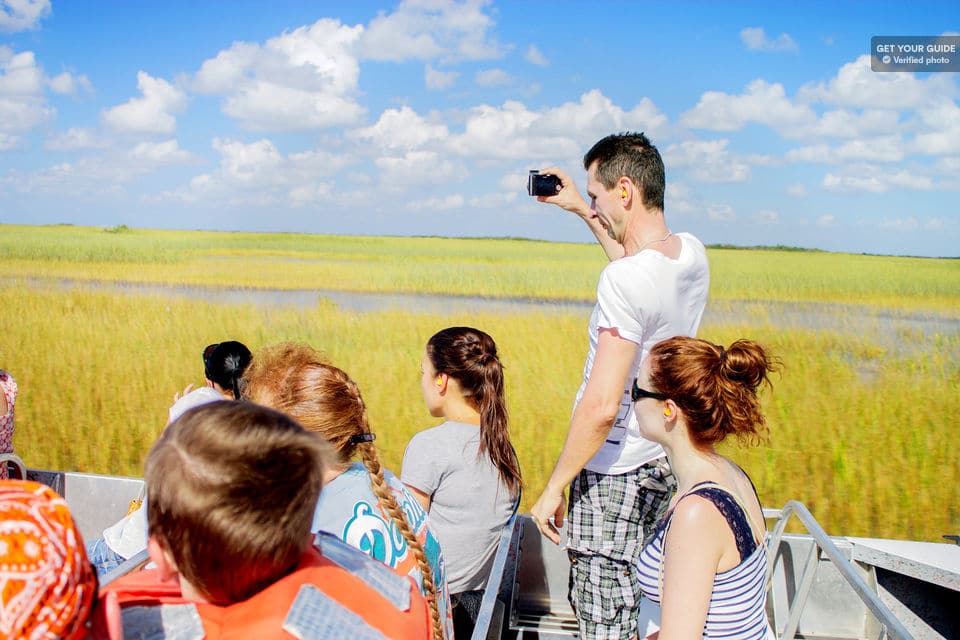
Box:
[15,277,959,358]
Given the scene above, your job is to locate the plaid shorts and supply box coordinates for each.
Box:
[567,458,675,640]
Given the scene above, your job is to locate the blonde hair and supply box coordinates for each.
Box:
[146,400,331,605]
[243,343,444,639]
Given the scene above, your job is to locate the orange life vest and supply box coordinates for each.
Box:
[101,544,433,639]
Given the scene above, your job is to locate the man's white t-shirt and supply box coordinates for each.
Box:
[576,232,710,474]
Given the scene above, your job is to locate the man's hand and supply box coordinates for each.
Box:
[536,167,590,217]
[531,485,566,545]
[536,165,624,261]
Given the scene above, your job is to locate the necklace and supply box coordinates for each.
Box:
[636,230,673,253]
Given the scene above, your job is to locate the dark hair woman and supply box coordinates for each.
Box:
[203,341,252,400]
[402,326,521,638]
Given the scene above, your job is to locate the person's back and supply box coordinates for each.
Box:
[105,533,433,640]
[579,232,709,474]
[101,401,433,640]
[243,343,452,640]
[403,326,521,637]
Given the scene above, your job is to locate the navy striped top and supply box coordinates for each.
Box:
[636,483,770,639]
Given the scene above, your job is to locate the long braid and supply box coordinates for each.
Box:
[352,393,445,640]
[243,344,446,638]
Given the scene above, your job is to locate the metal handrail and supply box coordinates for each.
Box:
[764,501,913,640]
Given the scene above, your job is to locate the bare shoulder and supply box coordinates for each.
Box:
[671,494,729,531]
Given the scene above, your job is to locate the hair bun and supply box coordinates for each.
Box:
[720,340,771,390]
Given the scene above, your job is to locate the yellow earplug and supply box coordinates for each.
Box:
[664,407,672,417]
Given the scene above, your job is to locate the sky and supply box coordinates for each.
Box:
[1,1,958,257]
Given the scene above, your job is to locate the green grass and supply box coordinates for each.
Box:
[2,224,958,310]
[2,282,957,542]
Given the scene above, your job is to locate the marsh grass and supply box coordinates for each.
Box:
[3,224,959,310]
[3,282,957,541]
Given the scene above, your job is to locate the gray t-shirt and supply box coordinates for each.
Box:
[402,420,516,594]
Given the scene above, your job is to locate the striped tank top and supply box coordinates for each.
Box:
[636,482,770,639]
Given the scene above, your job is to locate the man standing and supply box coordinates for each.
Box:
[530,132,709,639]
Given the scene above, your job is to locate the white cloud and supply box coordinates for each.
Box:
[707,203,736,221]
[352,106,449,150]
[48,71,93,95]
[158,137,354,206]
[798,55,956,110]
[193,19,365,131]
[740,27,797,52]
[910,99,960,156]
[425,64,458,90]
[403,194,465,211]
[448,90,668,160]
[0,48,54,132]
[526,44,548,66]
[375,150,459,187]
[755,209,780,223]
[823,165,934,193]
[0,131,18,150]
[681,79,813,132]
[816,214,835,227]
[4,140,196,197]
[359,0,504,62]
[663,139,751,183]
[0,0,50,32]
[786,135,904,164]
[682,75,908,141]
[469,190,518,208]
[44,128,108,151]
[786,183,807,197]
[287,182,333,207]
[129,140,192,165]
[879,217,920,232]
[803,109,899,139]
[475,68,512,86]
[101,71,187,135]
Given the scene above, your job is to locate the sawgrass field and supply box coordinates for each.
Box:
[2,224,958,541]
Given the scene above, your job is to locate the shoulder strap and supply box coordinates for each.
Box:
[688,481,765,546]
[657,480,766,601]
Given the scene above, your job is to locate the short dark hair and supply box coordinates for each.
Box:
[203,341,252,399]
[146,400,330,605]
[583,132,665,212]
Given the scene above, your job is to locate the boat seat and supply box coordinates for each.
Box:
[1,452,27,479]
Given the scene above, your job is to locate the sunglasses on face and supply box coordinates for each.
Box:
[631,378,668,402]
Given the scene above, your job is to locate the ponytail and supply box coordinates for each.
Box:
[428,327,522,496]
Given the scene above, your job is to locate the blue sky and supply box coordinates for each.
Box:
[1,1,958,257]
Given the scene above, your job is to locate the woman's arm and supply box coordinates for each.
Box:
[404,484,432,512]
[657,496,731,640]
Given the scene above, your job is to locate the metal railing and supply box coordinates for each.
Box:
[764,501,913,640]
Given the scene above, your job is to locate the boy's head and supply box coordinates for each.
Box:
[145,400,330,605]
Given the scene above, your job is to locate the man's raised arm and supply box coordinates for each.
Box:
[536,166,625,261]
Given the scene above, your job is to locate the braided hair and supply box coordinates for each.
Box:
[242,343,445,639]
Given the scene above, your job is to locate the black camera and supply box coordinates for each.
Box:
[527,170,561,196]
